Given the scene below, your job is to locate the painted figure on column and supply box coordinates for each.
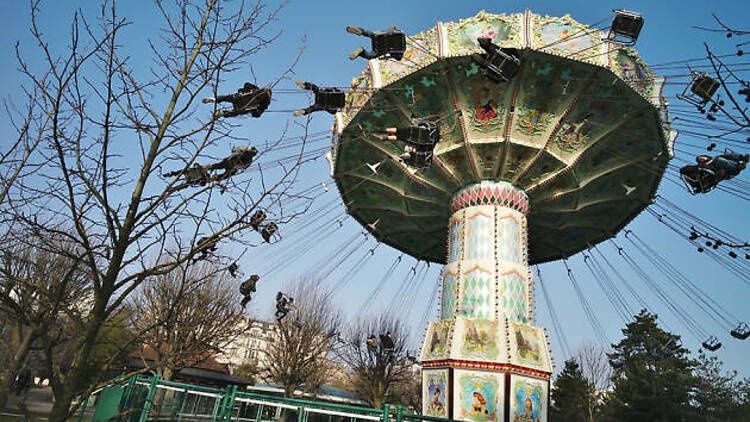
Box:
[458,375,499,422]
[426,377,447,417]
[512,382,544,422]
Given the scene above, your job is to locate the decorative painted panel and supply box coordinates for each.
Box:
[423,369,449,418]
[422,319,454,361]
[611,47,655,98]
[509,375,548,422]
[378,27,439,86]
[444,11,522,57]
[440,270,458,320]
[448,214,464,263]
[454,370,504,422]
[465,209,494,260]
[451,182,529,214]
[499,270,528,323]
[460,318,500,361]
[496,213,524,264]
[461,265,493,319]
[509,322,552,372]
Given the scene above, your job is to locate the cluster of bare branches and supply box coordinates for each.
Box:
[0,235,93,409]
[263,280,341,397]
[683,15,749,140]
[129,262,245,381]
[335,315,416,409]
[0,0,312,419]
[575,343,614,421]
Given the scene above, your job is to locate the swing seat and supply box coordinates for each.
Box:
[318,89,346,112]
[702,336,722,351]
[472,48,521,84]
[373,32,406,59]
[261,222,279,243]
[403,151,434,170]
[608,10,644,45]
[680,167,717,194]
[690,74,720,103]
[730,322,750,340]
[250,210,266,230]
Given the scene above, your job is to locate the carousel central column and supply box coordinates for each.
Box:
[420,181,553,422]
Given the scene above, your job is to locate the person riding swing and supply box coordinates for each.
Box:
[239,274,259,308]
[293,81,346,116]
[680,151,749,194]
[382,118,441,169]
[346,25,406,61]
[206,146,258,181]
[203,82,272,119]
[275,292,294,321]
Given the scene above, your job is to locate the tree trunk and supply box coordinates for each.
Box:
[48,390,74,422]
[0,383,10,411]
[47,301,108,422]
[0,323,38,410]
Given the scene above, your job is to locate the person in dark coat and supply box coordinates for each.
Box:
[293,81,346,116]
[680,152,749,193]
[346,25,406,61]
[203,82,272,118]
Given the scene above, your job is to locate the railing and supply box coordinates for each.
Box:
[79,375,459,422]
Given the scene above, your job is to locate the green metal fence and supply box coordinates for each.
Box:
[80,375,457,422]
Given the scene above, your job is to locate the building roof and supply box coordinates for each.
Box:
[248,383,364,405]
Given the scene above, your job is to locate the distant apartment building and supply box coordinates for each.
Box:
[217,319,277,371]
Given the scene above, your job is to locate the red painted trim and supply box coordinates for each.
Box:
[423,359,551,380]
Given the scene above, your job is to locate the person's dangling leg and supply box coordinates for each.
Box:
[215,94,235,104]
[346,26,375,38]
[359,49,380,59]
[295,80,319,94]
[293,105,318,116]
[202,93,234,104]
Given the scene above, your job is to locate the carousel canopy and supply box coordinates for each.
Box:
[332,10,676,264]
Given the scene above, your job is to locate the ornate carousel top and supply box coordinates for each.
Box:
[331,10,677,264]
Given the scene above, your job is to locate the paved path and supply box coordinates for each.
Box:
[3,388,53,419]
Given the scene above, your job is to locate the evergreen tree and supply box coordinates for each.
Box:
[551,359,595,422]
[603,310,697,421]
[692,351,748,421]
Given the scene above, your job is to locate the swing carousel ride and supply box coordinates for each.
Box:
[245,8,750,422]
[330,9,672,422]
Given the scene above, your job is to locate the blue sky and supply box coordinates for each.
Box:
[1,0,748,377]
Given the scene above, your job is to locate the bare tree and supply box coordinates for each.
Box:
[129,262,245,381]
[0,234,92,410]
[686,15,749,134]
[264,280,341,397]
[0,84,48,211]
[575,343,613,421]
[1,0,311,419]
[336,315,414,409]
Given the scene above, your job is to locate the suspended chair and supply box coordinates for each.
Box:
[249,209,266,230]
[473,38,521,84]
[702,336,722,351]
[606,10,644,45]
[730,322,750,340]
[677,72,720,107]
[679,166,717,195]
[261,222,279,243]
